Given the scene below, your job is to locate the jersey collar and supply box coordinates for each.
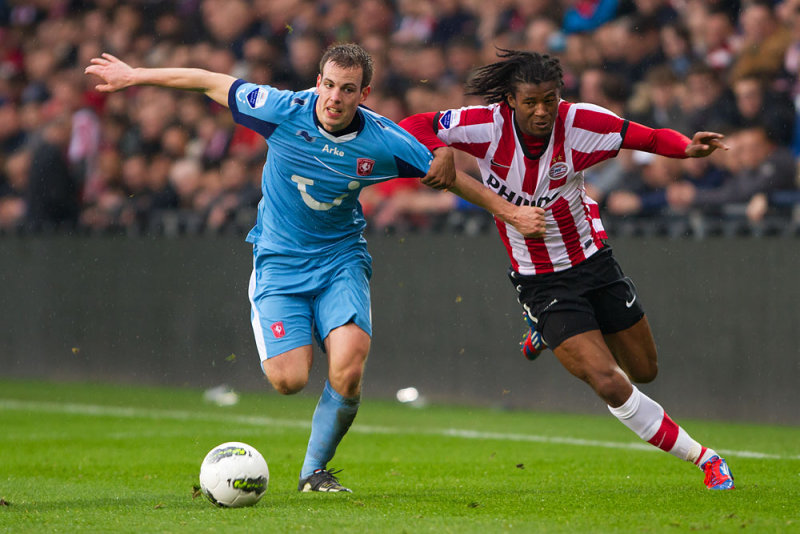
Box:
[312,95,364,143]
[512,109,552,161]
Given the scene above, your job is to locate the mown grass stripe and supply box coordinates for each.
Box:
[1,398,797,461]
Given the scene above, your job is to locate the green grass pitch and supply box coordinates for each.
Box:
[1,379,798,533]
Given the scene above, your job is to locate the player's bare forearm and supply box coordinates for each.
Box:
[449,171,545,237]
[85,53,235,107]
[131,68,234,106]
[421,146,456,190]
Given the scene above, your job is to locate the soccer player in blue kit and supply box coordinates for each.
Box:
[86,44,546,493]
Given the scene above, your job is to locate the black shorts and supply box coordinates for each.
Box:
[508,247,645,349]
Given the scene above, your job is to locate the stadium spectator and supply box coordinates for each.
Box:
[682,62,738,134]
[659,22,695,77]
[631,0,677,25]
[430,0,478,46]
[0,0,796,235]
[284,32,325,89]
[0,102,27,154]
[392,0,436,45]
[729,0,792,82]
[78,147,125,231]
[731,73,795,147]
[667,123,797,215]
[523,16,562,56]
[400,50,735,490]
[168,158,204,212]
[562,0,619,35]
[205,156,260,231]
[0,148,29,230]
[702,8,736,71]
[616,14,666,85]
[581,68,638,203]
[26,114,79,231]
[606,155,682,217]
[628,64,690,134]
[444,36,482,85]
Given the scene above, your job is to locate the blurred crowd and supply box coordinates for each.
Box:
[1,0,800,236]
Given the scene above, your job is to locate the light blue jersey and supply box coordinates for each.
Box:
[229,79,435,359]
[228,79,434,257]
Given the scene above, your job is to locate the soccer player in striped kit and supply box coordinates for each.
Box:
[400,49,734,490]
[86,44,545,493]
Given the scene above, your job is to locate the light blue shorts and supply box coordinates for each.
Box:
[248,243,373,361]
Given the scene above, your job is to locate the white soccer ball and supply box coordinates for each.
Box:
[199,442,269,508]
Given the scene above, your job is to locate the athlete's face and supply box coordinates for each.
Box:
[507,80,560,137]
[315,61,371,132]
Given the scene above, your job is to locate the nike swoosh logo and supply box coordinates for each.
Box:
[626,295,636,308]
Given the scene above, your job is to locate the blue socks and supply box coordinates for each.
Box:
[300,380,360,478]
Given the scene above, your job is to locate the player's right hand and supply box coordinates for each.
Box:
[509,205,546,238]
[421,146,456,190]
[84,53,135,93]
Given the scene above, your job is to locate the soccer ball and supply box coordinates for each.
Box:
[199,442,269,507]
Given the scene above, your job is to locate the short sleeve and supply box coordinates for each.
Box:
[228,79,312,139]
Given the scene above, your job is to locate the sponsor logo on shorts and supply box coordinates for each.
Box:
[271,321,286,338]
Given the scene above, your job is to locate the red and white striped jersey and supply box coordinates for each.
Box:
[433,100,627,275]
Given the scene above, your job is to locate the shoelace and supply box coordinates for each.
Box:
[704,460,726,486]
[316,468,344,481]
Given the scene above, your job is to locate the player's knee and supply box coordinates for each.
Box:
[329,365,364,398]
[589,369,630,406]
[268,376,307,395]
[631,361,658,384]
[263,365,309,395]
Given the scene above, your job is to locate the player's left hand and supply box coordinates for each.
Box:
[508,205,546,238]
[422,147,456,190]
[685,132,728,158]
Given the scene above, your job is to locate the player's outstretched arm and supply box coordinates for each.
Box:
[84,53,236,107]
[448,171,545,238]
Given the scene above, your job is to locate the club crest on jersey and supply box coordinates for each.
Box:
[548,162,569,180]
[438,110,453,130]
[271,321,286,339]
[246,87,268,109]
[357,158,375,176]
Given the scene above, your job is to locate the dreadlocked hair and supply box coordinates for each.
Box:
[465,49,564,104]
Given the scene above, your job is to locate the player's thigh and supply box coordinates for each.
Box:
[249,272,315,367]
[587,270,645,337]
[603,315,658,383]
[314,257,373,347]
[585,271,656,382]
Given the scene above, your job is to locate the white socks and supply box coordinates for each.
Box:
[609,386,716,466]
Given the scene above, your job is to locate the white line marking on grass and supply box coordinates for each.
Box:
[2,399,798,461]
